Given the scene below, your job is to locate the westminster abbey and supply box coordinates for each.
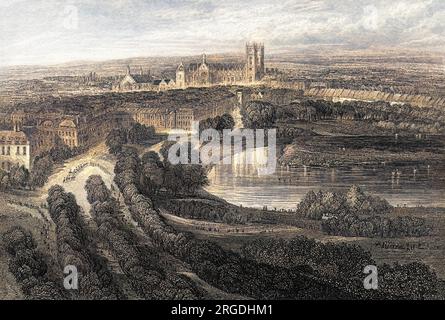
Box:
[176,42,264,88]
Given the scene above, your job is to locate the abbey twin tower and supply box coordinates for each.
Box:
[176,42,265,88]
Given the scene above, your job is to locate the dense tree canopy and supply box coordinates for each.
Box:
[106,124,156,155]
[242,101,277,129]
[112,150,355,300]
[296,186,430,238]
[199,113,235,133]
[85,174,203,299]
[47,185,123,299]
[241,236,441,300]
[2,226,65,299]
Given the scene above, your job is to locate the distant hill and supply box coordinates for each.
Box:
[0,53,245,81]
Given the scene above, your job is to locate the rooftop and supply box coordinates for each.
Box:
[0,130,29,144]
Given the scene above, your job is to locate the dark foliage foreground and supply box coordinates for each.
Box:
[113,148,355,299]
[297,186,430,238]
[46,185,124,299]
[2,227,64,300]
[242,237,441,300]
[84,175,204,300]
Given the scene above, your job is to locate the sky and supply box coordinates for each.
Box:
[0,0,444,66]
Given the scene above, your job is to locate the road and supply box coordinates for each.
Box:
[39,143,116,215]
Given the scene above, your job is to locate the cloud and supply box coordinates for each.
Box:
[0,0,444,66]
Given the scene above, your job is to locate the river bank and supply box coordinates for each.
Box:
[278,135,445,167]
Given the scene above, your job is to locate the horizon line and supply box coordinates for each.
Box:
[1,45,444,70]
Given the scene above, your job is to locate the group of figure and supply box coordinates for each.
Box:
[63,162,89,183]
[7,199,44,210]
[63,161,111,184]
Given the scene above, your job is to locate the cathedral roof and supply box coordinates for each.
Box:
[186,62,245,71]
[131,74,153,84]
[152,79,173,86]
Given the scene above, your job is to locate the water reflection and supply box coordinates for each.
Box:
[205,148,445,210]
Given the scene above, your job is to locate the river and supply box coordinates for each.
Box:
[205,147,445,210]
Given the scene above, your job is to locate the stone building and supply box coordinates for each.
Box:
[31,111,113,154]
[10,109,115,162]
[124,103,233,132]
[114,66,175,92]
[131,107,198,131]
[0,130,31,171]
[33,117,80,154]
[176,42,265,88]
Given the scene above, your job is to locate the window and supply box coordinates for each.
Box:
[1,146,4,155]
[23,147,27,155]
[7,146,10,155]
[16,146,20,155]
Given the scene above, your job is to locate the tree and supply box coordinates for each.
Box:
[30,155,54,188]
[200,113,235,133]
[128,123,155,144]
[218,113,235,131]
[2,226,36,255]
[106,128,128,155]
[85,175,112,204]
[9,164,30,189]
[378,262,439,299]
[142,151,162,166]
[179,164,209,194]
[2,226,65,299]
[49,136,74,162]
[141,152,164,195]
[242,101,276,129]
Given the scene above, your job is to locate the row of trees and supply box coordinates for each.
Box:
[277,99,444,134]
[105,123,156,155]
[249,95,445,135]
[296,186,430,238]
[160,199,251,224]
[2,227,64,299]
[85,175,203,300]
[46,185,123,299]
[113,148,353,299]
[322,214,431,238]
[242,236,441,299]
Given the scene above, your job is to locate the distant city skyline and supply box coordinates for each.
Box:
[1,0,444,66]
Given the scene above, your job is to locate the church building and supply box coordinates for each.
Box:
[176,42,265,88]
